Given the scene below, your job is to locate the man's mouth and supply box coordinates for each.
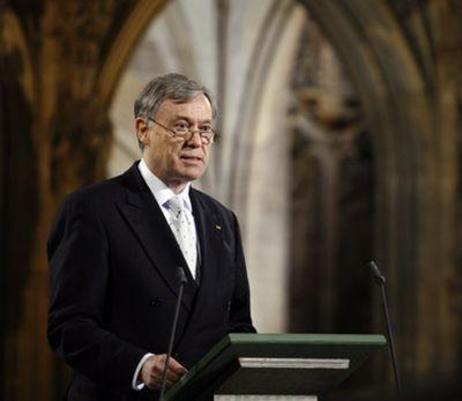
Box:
[180,155,202,162]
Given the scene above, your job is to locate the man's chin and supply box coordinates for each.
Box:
[175,168,206,183]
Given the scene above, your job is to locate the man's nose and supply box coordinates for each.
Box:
[186,131,203,147]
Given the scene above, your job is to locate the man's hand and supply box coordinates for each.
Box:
[140,354,188,390]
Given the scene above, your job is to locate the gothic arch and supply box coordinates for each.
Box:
[299,0,457,377]
[97,0,171,107]
[0,9,35,102]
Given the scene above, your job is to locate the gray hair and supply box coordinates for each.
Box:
[134,73,217,118]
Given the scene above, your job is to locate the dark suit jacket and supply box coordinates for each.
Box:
[47,162,256,401]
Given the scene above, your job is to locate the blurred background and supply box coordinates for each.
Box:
[1,0,462,400]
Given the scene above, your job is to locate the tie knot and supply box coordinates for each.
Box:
[167,196,183,217]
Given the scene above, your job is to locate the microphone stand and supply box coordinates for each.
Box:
[368,261,402,398]
[159,267,188,401]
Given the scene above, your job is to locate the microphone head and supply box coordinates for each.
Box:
[368,260,386,284]
[176,266,188,285]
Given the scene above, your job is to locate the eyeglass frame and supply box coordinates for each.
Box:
[146,117,217,144]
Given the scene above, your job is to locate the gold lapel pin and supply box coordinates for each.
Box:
[215,224,222,230]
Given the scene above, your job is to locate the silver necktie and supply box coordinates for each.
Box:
[166,196,197,279]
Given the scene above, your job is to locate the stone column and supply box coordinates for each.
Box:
[0,1,170,399]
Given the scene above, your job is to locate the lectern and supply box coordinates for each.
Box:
[165,333,386,401]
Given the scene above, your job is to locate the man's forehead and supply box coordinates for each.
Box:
[157,95,212,116]
[155,95,213,121]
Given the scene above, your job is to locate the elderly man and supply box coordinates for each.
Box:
[47,73,256,401]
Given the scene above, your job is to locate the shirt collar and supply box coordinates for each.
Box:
[138,158,192,212]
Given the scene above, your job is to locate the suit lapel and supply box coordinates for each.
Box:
[115,164,197,311]
[172,188,227,350]
[189,189,224,309]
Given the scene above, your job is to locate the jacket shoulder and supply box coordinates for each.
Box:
[63,175,123,208]
[61,165,139,209]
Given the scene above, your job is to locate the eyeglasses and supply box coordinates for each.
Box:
[148,118,217,145]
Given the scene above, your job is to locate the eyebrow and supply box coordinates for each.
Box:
[173,115,212,124]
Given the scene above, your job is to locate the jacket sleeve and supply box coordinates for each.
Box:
[47,196,146,394]
[227,212,257,334]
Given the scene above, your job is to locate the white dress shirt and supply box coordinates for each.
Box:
[131,159,197,390]
[138,158,193,227]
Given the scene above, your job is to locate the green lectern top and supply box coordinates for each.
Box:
[165,333,386,401]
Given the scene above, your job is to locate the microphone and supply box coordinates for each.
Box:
[367,261,402,398]
[159,267,188,401]
[369,260,386,284]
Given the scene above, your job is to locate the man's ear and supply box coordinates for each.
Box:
[135,117,149,146]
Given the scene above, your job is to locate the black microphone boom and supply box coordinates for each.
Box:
[159,266,188,401]
[368,261,402,398]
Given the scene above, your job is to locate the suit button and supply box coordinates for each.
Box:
[150,297,162,307]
